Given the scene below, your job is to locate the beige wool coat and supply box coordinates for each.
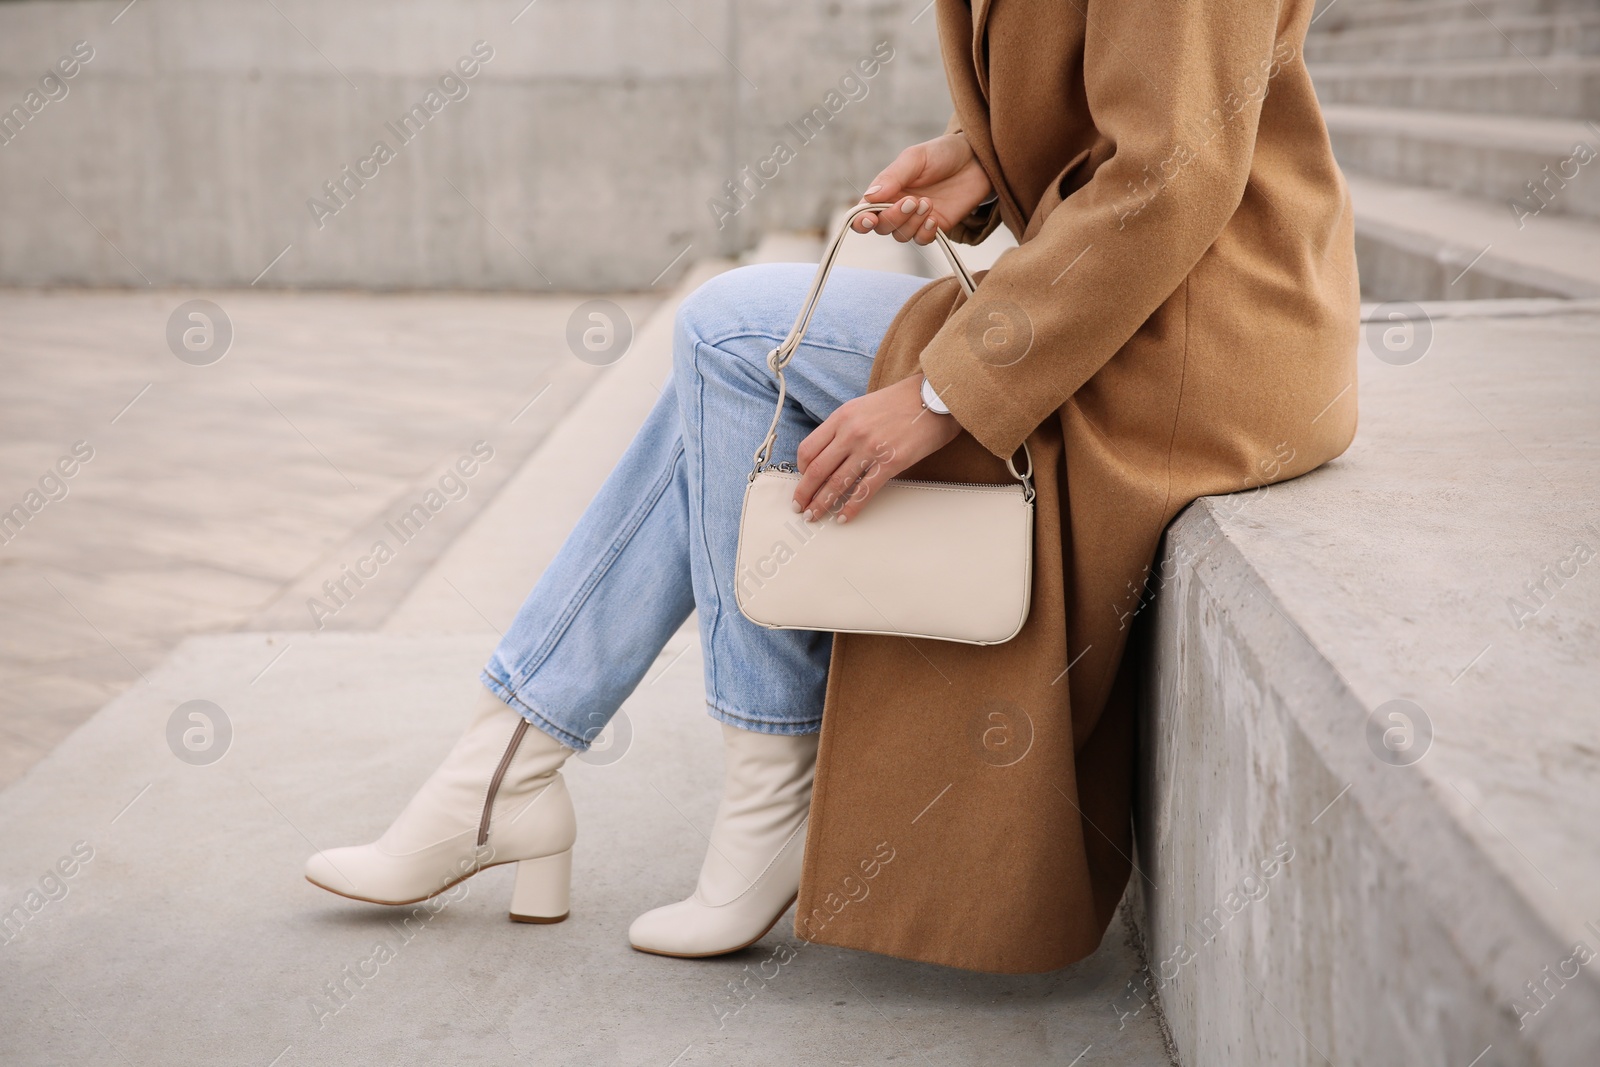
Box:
[794,0,1359,973]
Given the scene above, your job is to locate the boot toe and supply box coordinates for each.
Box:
[628,900,702,956]
[304,848,363,898]
[629,897,789,958]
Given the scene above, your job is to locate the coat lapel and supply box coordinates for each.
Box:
[969,0,993,100]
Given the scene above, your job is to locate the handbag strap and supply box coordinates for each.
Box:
[749,202,1034,497]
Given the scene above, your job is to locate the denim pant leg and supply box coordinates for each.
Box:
[672,263,931,734]
[482,263,930,748]
[481,390,697,750]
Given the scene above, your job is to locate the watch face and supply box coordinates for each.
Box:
[921,377,950,414]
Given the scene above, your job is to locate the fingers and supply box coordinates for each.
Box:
[853,177,900,232]
[793,432,904,524]
[854,194,890,232]
[793,419,834,512]
[788,381,930,522]
[859,195,929,242]
[857,195,918,235]
[804,441,898,524]
[793,438,857,520]
[857,195,943,244]
[795,419,834,476]
[830,449,896,524]
[889,197,935,242]
[854,144,927,231]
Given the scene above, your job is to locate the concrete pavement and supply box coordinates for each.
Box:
[0,630,1171,1066]
[0,287,656,789]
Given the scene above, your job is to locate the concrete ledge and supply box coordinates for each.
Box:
[1347,173,1600,300]
[1137,304,1600,1065]
[1310,56,1600,118]
[1318,0,1600,35]
[1305,13,1600,62]
[1324,105,1600,223]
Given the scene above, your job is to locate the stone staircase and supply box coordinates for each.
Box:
[1307,0,1600,298]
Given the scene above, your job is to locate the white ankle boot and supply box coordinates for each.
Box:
[305,689,577,923]
[629,724,818,957]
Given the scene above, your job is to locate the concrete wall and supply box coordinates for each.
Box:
[0,0,953,289]
[1133,301,1600,1066]
[1137,504,1528,1066]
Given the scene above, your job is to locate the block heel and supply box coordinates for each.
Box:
[509,848,572,924]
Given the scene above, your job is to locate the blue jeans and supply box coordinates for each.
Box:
[481,263,930,749]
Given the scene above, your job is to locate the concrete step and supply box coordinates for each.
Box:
[1324,104,1600,220]
[1315,0,1600,33]
[1305,12,1600,62]
[1311,55,1600,118]
[1346,172,1600,299]
[1140,300,1600,1066]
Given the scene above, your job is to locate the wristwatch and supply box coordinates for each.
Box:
[919,375,951,416]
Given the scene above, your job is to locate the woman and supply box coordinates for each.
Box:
[306,0,1358,972]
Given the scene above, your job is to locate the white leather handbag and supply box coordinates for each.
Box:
[734,202,1035,646]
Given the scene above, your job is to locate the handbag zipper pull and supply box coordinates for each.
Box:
[748,460,797,481]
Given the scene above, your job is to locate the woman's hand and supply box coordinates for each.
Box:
[853,132,993,244]
[792,374,961,524]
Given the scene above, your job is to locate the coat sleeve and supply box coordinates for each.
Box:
[919,0,1289,457]
[940,111,1004,246]
[947,196,1005,246]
